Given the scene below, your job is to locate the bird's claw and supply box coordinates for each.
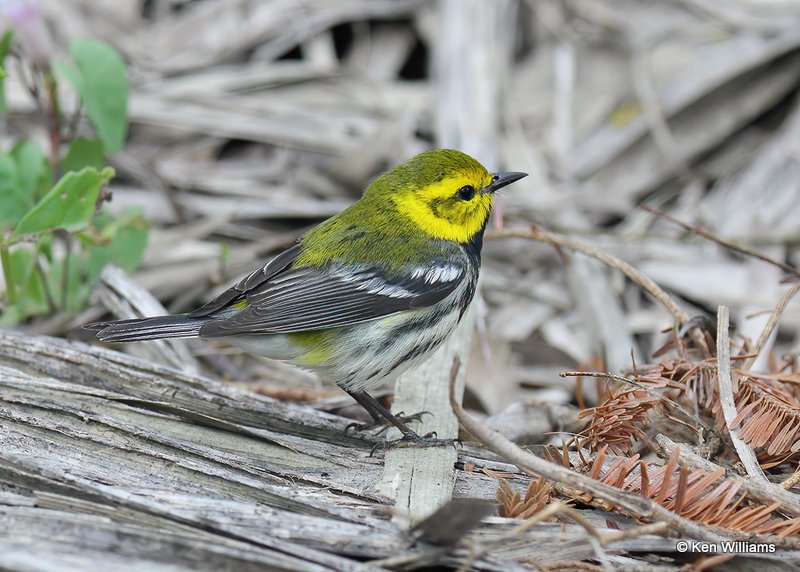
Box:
[369,431,461,456]
[345,410,433,436]
[395,410,433,424]
[344,421,367,435]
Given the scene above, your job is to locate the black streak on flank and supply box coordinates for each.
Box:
[387,343,423,375]
[363,368,382,381]
[387,335,446,375]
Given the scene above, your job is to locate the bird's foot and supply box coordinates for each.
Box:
[345,410,432,436]
[369,430,461,456]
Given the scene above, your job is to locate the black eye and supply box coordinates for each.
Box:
[457,185,476,201]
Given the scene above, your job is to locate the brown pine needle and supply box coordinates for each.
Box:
[561,370,708,434]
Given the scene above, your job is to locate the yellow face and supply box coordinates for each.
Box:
[391,170,496,243]
[360,149,526,245]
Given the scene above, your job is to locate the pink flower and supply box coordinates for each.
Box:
[0,0,53,70]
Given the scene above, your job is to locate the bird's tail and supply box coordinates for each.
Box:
[86,315,207,342]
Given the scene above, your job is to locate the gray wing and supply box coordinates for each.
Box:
[189,244,301,318]
[198,260,466,337]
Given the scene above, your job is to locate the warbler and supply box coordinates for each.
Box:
[87,149,527,446]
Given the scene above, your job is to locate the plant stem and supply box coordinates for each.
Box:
[43,71,60,172]
[35,259,57,314]
[59,231,71,311]
[1,245,16,306]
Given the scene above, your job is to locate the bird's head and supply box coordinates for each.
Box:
[366,149,527,243]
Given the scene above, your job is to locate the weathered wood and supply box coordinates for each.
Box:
[3,331,798,569]
[0,330,525,570]
[0,494,372,572]
[376,316,472,526]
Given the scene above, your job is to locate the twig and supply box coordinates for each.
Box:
[780,465,800,491]
[63,103,83,143]
[369,548,449,570]
[716,305,767,482]
[13,53,44,117]
[640,205,800,278]
[489,226,711,356]
[654,434,800,518]
[742,284,800,372]
[536,561,604,571]
[490,227,689,324]
[446,357,785,545]
[43,71,61,172]
[597,521,669,544]
[459,501,608,572]
[550,39,575,181]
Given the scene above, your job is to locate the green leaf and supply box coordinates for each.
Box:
[11,140,48,200]
[0,29,14,113]
[0,154,32,229]
[0,247,49,324]
[0,141,53,230]
[0,305,22,325]
[12,248,48,311]
[59,39,128,152]
[62,137,106,172]
[45,250,91,313]
[52,58,82,92]
[86,208,148,281]
[13,167,115,237]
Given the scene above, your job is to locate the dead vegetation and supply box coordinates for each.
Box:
[3,0,800,570]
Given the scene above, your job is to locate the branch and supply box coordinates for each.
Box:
[742,283,800,372]
[446,357,786,544]
[489,226,711,356]
[654,434,800,518]
[716,305,767,481]
[490,227,689,323]
[639,205,800,279]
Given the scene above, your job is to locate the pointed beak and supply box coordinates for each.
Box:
[482,171,528,194]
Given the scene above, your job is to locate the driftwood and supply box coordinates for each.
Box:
[0,330,473,570]
[1,330,798,570]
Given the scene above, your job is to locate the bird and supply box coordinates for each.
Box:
[86,149,527,447]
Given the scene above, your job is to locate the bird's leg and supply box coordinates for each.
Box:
[345,389,391,427]
[344,389,430,434]
[344,390,458,452]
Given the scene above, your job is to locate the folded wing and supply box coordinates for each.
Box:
[198,260,465,337]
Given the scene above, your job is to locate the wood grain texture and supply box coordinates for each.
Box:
[2,330,793,569]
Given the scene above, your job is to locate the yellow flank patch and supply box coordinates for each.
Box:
[391,173,495,243]
[288,330,333,366]
[231,299,249,309]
